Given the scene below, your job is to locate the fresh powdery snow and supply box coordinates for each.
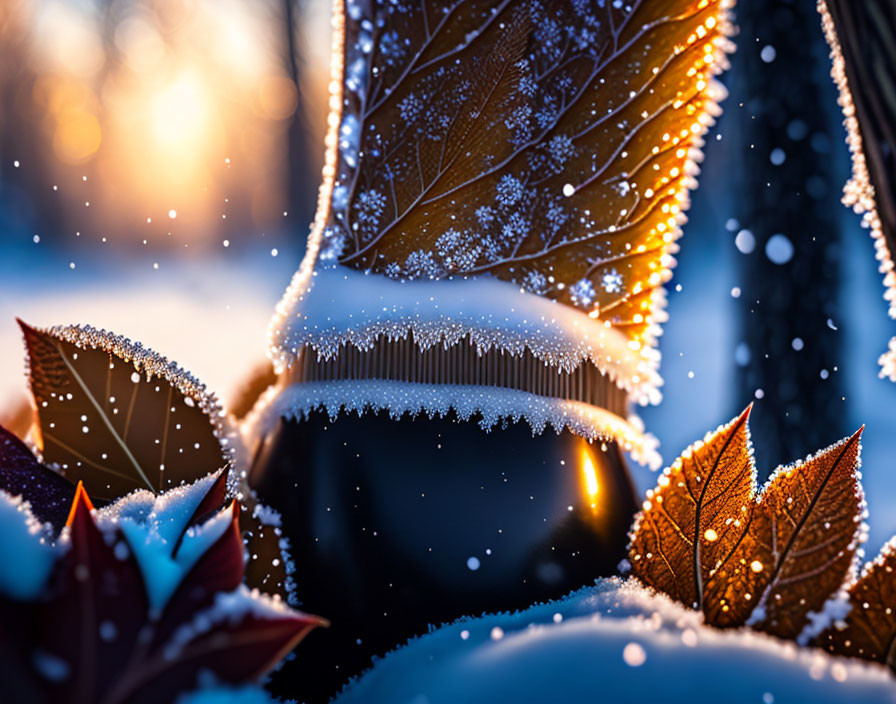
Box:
[0,492,56,600]
[334,578,896,704]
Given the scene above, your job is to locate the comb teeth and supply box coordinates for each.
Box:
[289,333,628,418]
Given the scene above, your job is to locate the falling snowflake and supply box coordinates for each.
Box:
[570,278,596,307]
[602,269,624,294]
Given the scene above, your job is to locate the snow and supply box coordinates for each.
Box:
[335,578,896,704]
[119,501,234,612]
[0,491,56,600]
[268,266,661,404]
[244,378,661,469]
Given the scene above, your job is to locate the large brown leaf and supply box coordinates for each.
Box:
[20,321,232,501]
[316,0,733,347]
[628,405,755,614]
[818,538,896,669]
[741,429,864,640]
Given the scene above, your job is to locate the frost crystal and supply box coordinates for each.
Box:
[496,175,524,208]
[602,269,624,294]
[570,279,597,308]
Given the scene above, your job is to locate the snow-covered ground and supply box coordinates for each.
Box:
[0,249,296,417]
[335,578,896,704]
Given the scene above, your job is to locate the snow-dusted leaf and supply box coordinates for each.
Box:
[738,429,863,640]
[152,501,245,650]
[121,588,323,704]
[631,409,866,641]
[0,423,74,532]
[20,321,231,500]
[321,0,732,345]
[1,478,323,703]
[818,537,896,669]
[628,406,755,614]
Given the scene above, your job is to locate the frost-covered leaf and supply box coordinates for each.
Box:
[739,429,863,640]
[20,321,232,500]
[320,0,732,347]
[630,408,867,644]
[628,406,755,614]
[818,537,896,670]
[151,501,244,650]
[0,423,75,532]
[126,587,323,704]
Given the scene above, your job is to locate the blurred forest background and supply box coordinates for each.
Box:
[2,0,896,552]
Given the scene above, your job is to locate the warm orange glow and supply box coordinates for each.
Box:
[151,73,208,151]
[7,0,334,248]
[582,448,600,511]
[53,109,102,164]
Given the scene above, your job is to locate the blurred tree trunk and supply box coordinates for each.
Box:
[283,0,317,242]
[731,0,847,471]
[0,3,63,245]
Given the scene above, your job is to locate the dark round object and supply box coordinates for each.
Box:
[250,410,637,701]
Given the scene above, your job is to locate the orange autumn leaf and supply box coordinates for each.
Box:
[818,538,896,669]
[628,405,755,613]
[319,0,734,349]
[629,407,864,640]
[741,429,864,641]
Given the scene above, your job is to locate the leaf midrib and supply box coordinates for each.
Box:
[53,340,153,491]
[763,433,860,600]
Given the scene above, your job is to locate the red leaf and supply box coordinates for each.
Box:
[38,483,149,704]
[123,606,325,704]
[153,502,245,649]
